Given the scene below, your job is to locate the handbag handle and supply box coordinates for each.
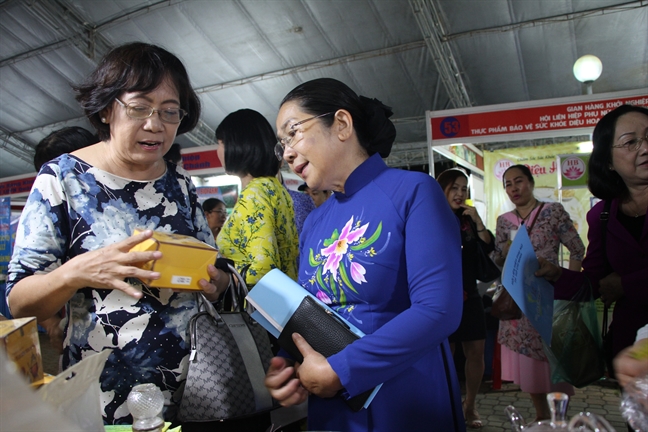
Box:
[196,262,254,316]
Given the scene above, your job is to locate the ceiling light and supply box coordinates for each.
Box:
[573,55,603,94]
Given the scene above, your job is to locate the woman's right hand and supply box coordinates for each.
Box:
[535,257,563,282]
[264,357,309,407]
[62,229,162,299]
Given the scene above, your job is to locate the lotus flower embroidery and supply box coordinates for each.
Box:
[307,215,386,310]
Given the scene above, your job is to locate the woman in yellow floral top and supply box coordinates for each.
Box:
[215,109,299,287]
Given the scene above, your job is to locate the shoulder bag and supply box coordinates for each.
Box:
[468,218,500,283]
[491,203,545,321]
[176,262,277,423]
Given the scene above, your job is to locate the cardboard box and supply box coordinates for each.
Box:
[0,317,43,384]
[130,229,218,290]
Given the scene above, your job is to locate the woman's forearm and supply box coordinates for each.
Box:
[8,268,79,321]
[568,259,582,271]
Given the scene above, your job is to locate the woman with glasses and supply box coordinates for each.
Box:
[6,43,230,425]
[215,109,299,288]
[265,78,465,432]
[202,198,228,238]
[537,104,648,382]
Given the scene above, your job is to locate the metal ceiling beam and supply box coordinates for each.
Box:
[194,40,426,94]
[444,1,647,41]
[409,0,472,108]
[0,128,35,164]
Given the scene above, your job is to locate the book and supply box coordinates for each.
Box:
[246,269,382,410]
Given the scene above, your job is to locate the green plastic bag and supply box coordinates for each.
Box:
[543,279,605,388]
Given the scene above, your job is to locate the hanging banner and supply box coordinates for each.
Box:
[0,173,37,198]
[558,154,590,189]
[195,185,239,208]
[180,145,224,174]
[1,197,12,318]
[427,89,648,146]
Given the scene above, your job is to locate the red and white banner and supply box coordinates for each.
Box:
[180,145,224,175]
[427,89,648,146]
[0,173,37,198]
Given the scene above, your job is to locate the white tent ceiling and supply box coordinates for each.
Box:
[1,0,647,179]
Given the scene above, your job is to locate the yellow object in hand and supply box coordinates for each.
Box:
[629,338,648,361]
[465,198,474,206]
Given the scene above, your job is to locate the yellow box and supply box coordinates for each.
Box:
[0,317,44,384]
[130,229,218,290]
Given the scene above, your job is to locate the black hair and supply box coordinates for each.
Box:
[588,104,648,200]
[502,164,535,188]
[164,143,183,165]
[74,42,201,141]
[202,198,225,213]
[215,109,281,177]
[34,126,97,170]
[280,78,396,157]
[436,168,468,193]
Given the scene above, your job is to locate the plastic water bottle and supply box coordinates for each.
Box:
[620,374,648,432]
[127,383,165,432]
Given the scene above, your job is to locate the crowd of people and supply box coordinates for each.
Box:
[4,41,647,432]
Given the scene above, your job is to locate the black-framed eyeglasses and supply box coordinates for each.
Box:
[114,98,187,124]
[612,133,648,152]
[274,112,334,160]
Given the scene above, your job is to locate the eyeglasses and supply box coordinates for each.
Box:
[612,133,648,152]
[274,112,334,160]
[114,98,187,124]
[208,209,228,216]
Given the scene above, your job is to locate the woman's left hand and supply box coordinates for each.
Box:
[460,204,482,225]
[198,264,228,303]
[291,333,343,398]
[535,257,563,282]
[599,272,623,307]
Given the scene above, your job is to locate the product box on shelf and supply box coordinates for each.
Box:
[130,229,218,291]
[0,316,43,384]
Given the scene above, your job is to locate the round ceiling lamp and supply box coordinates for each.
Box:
[573,55,603,94]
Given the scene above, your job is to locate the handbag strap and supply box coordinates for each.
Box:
[600,199,612,338]
[524,202,545,234]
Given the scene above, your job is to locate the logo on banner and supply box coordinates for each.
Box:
[561,156,586,180]
[494,159,514,181]
[439,117,461,138]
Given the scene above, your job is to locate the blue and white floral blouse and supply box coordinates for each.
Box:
[6,154,212,424]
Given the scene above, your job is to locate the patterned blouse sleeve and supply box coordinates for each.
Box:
[6,166,69,298]
[554,203,585,261]
[222,182,280,286]
[494,215,510,257]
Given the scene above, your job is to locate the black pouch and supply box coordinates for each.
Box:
[278,296,374,412]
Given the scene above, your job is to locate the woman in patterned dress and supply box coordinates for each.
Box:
[6,43,229,424]
[264,78,466,432]
[493,164,585,422]
[215,109,299,287]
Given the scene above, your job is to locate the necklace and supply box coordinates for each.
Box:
[514,200,538,225]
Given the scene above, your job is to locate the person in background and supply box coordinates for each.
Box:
[278,173,315,238]
[202,198,227,239]
[215,108,299,287]
[32,126,97,356]
[298,183,331,207]
[6,42,229,425]
[493,164,585,422]
[536,104,648,383]
[164,142,183,165]
[265,78,465,432]
[437,168,493,429]
[34,126,96,171]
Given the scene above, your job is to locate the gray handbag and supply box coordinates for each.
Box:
[176,264,276,422]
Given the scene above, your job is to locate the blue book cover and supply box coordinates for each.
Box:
[246,269,381,409]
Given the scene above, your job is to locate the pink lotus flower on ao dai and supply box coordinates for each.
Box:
[321,216,369,284]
